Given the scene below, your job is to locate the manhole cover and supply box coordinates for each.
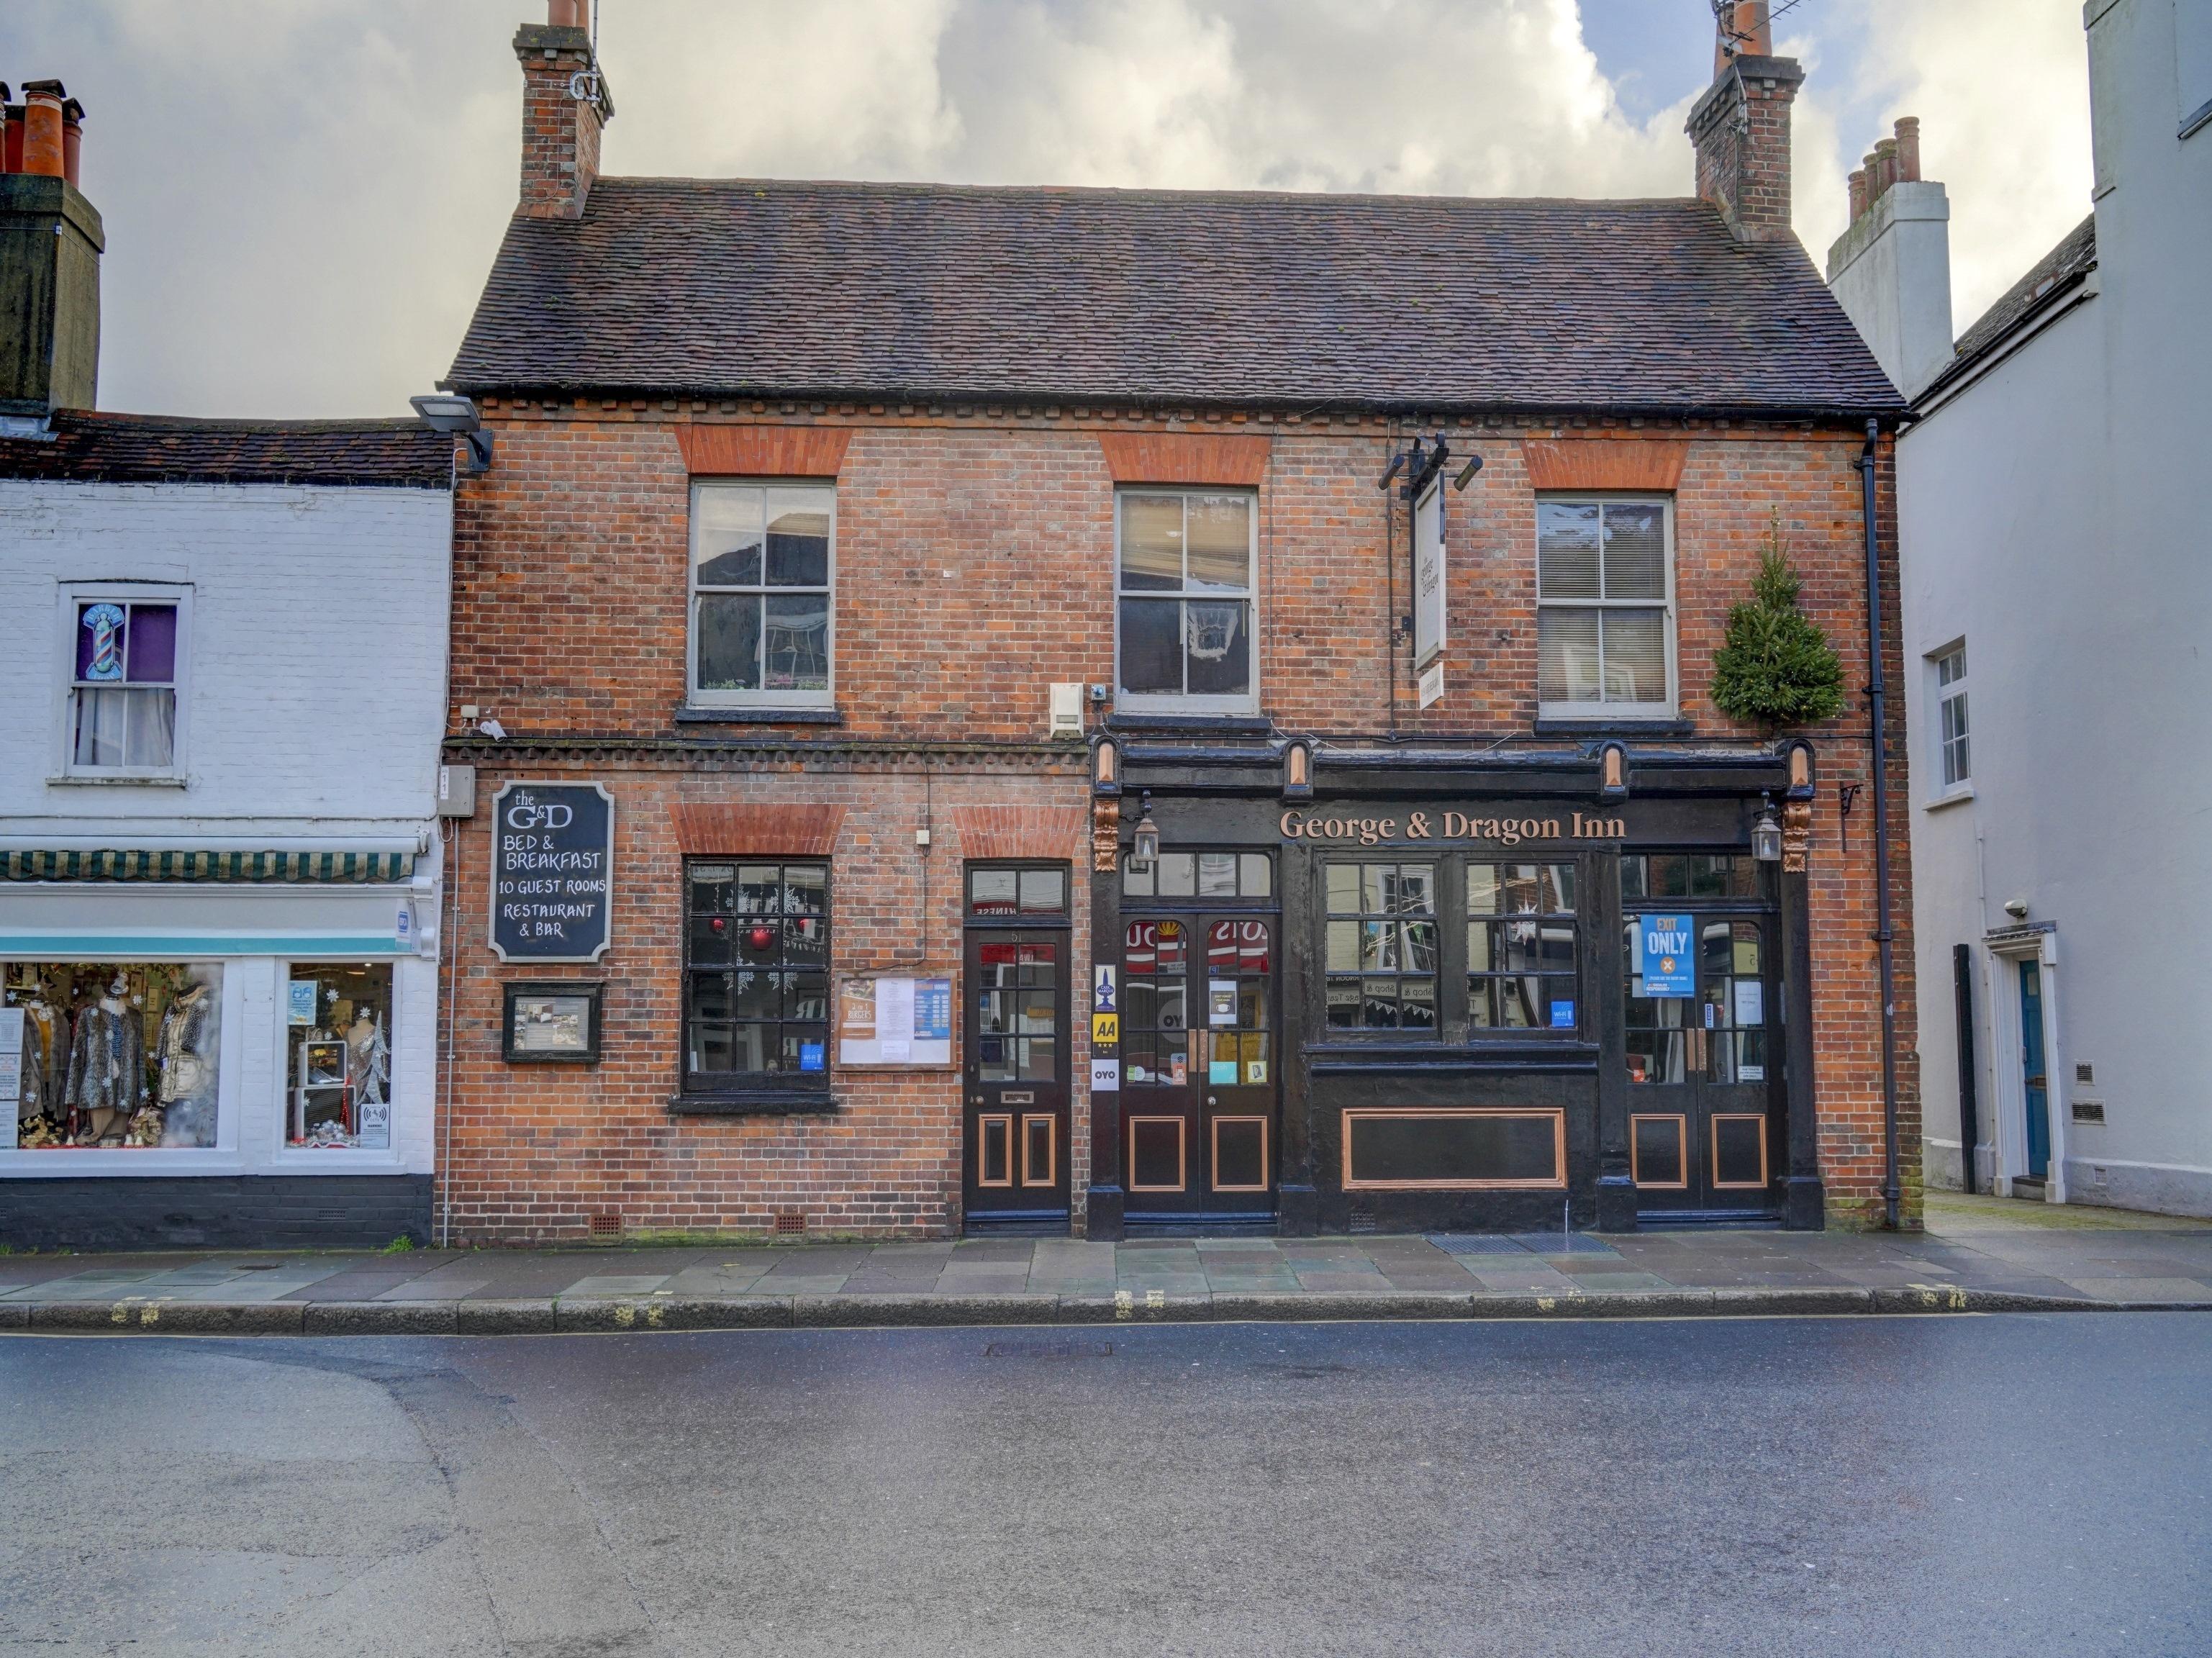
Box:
[1425,1234,1533,1256]
[1510,1233,1621,1256]
[984,1340,1114,1359]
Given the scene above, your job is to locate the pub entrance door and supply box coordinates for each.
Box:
[963,865,1071,1231]
[1623,856,1781,1217]
[1119,912,1278,1226]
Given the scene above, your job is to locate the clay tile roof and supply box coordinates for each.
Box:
[446,178,1904,417]
[0,410,454,486]
[1920,214,2098,404]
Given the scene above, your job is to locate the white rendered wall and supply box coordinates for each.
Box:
[1826,181,1954,402]
[0,479,453,1179]
[1903,0,2212,1214]
[0,479,453,833]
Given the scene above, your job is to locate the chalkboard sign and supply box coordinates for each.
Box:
[489,782,615,963]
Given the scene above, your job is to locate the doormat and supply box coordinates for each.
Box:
[1425,1233,1534,1255]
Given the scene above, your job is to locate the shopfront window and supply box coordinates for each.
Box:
[5,962,221,1149]
[1122,851,1272,900]
[285,964,394,1150]
[1467,863,1579,1030]
[1324,862,1438,1030]
[683,860,830,1090]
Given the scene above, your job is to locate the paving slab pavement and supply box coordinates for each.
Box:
[4,1189,2209,1334]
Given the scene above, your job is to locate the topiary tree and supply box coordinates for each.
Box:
[1710,512,1846,729]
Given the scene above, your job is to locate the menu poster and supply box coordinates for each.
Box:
[0,1005,22,1114]
[838,975,955,1067]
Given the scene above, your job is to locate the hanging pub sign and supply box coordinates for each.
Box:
[1636,913,1695,997]
[1413,476,1446,671]
[489,782,615,963]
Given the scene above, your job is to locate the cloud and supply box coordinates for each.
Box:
[1806,0,2095,328]
[4,0,2095,416]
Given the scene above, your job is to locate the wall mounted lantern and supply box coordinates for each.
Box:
[1130,791,1160,871]
[1282,738,1314,799]
[1752,794,1785,864]
[1597,740,1630,802]
[1092,734,1120,798]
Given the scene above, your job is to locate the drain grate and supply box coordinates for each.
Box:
[1511,1232,1621,1256]
[1425,1233,1534,1256]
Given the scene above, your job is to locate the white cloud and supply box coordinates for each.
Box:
[1809,0,2095,328]
[4,0,2096,415]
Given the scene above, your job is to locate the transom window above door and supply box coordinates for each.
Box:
[1536,498,1674,719]
[1115,490,1257,715]
[689,481,834,707]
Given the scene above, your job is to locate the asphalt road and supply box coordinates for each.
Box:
[3,1315,2206,1657]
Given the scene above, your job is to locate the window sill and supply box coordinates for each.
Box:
[1532,717,1691,738]
[667,1090,840,1117]
[1106,712,1272,735]
[45,771,191,788]
[674,705,843,726]
[1923,785,1975,813]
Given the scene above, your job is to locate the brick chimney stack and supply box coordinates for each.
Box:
[514,0,614,220]
[1687,1,1805,244]
[1,77,103,414]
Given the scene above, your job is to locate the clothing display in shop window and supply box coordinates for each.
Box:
[346,1012,388,1110]
[64,982,146,1125]
[14,995,58,1127]
[155,979,217,1147]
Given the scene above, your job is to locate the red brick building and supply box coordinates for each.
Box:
[435,6,1916,1242]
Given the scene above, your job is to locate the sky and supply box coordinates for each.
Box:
[6,0,2095,419]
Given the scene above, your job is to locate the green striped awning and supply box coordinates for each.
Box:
[0,849,414,884]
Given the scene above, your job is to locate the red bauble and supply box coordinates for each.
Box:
[748,925,776,951]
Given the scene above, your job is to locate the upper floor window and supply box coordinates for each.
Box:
[689,481,833,707]
[1536,498,1674,720]
[1115,490,1256,715]
[63,589,186,776]
[1932,642,1969,792]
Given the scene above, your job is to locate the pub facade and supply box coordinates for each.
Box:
[435,4,1918,1242]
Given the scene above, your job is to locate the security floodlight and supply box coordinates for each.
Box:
[411,393,494,475]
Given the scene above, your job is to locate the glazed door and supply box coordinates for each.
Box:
[1120,914,1277,1218]
[964,931,1069,1222]
[2019,961,2050,1179]
[1626,910,1777,1213]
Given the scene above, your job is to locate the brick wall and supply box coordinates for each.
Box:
[445,402,1916,1234]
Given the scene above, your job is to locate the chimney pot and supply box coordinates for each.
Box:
[1713,1,1774,76]
[1,108,22,177]
[1873,136,1898,200]
[548,0,586,26]
[1849,169,1868,221]
[20,83,65,180]
[1893,117,1921,184]
[60,99,83,190]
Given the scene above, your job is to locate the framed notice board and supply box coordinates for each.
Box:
[838,974,954,1067]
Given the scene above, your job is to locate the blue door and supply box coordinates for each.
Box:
[2018,961,2050,1179]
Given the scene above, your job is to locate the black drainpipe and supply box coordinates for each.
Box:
[1860,417,1902,1229]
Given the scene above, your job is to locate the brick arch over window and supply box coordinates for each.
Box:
[1095,432,1272,486]
[949,805,1090,861]
[674,426,854,479]
[1519,438,1690,492]
[669,802,847,856]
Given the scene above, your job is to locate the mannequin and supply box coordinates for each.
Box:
[345,1010,388,1110]
[11,984,58,1133]
[65,974,145,1144]
[156,977,217,1148]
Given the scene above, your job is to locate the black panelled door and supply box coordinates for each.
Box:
[1623,856,1780,1213]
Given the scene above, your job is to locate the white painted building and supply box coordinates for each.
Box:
[1,73,462,1246]
[1828,0,2212,1214]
